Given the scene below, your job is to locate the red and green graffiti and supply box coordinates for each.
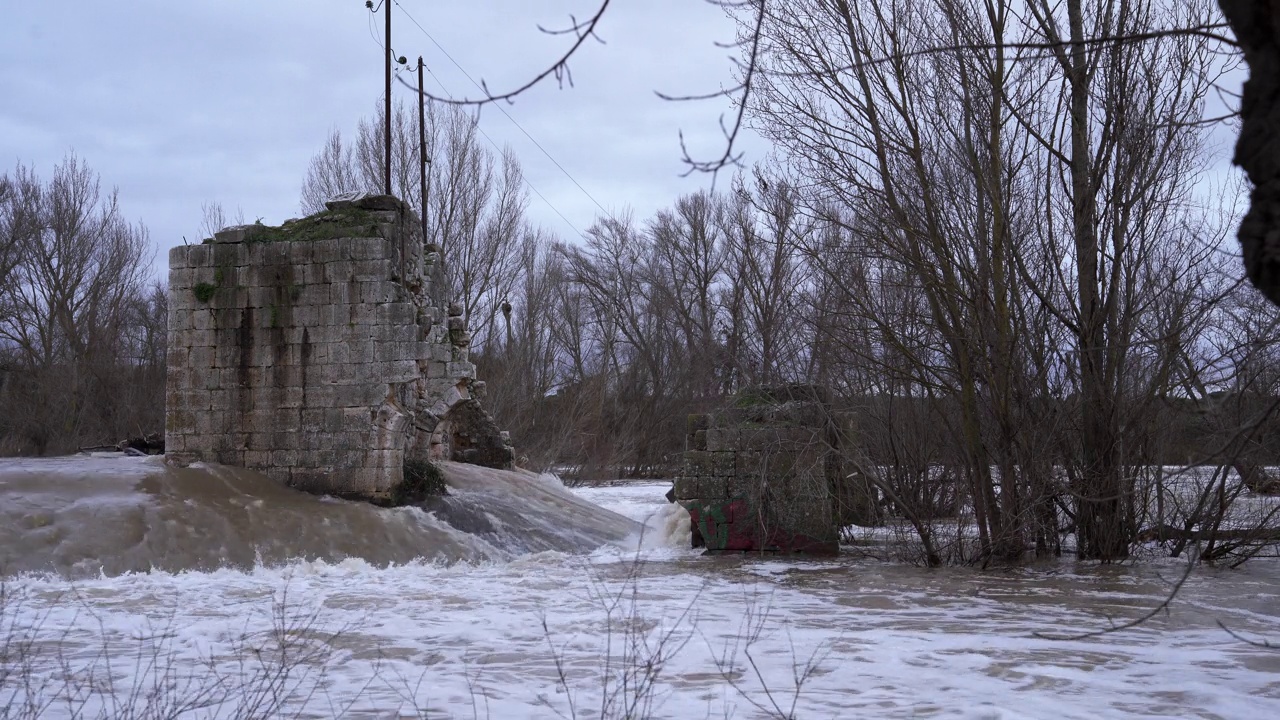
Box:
[682,500,838,554]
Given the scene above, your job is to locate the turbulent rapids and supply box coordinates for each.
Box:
[1,458,1279,717]
[0,455,642,578]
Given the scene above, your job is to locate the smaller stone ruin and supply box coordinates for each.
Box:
[673,385,865,554]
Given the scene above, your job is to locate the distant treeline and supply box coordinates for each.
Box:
[0,156,166,455]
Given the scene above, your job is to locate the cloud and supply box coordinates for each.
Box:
[0,1,765,280]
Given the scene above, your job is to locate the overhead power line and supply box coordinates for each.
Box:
[392,1,611,220]
[391,53,585,238]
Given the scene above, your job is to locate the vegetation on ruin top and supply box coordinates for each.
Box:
[203,207,381,244]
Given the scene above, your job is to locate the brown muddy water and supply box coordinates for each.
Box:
[0,455,638,576]
[0,456,1278,718]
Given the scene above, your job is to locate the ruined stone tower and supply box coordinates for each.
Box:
[164,193,513,502]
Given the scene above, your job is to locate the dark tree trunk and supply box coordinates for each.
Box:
[1219,1,1280,305]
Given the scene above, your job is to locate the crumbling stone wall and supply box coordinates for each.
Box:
[165,194,513,502]
[673,385,866,554]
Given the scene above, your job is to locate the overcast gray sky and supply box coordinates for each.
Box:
[0,1,765,276]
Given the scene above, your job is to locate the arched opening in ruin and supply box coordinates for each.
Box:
[426,398,514,470]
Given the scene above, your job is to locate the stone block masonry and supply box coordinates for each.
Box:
[673,384,875,554]
[165,194,514,502]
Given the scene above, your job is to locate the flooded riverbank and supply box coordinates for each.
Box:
[1,458,1277,718]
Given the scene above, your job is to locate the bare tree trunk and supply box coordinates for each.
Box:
[1061,0,1129,561]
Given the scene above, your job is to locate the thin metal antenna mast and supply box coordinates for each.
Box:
[384,0,392,196]
[365,0,394,197]
[417,57,430,252]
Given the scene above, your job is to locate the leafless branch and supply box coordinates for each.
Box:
[413,1,611,106]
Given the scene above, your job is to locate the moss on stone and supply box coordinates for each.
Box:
[193,283,217,303]
[247,208,382,244]
[732,388,773,408]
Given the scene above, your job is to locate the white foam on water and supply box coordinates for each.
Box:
[576,481,694,554]
[1,467,1278,718]
[6,548,1280,719]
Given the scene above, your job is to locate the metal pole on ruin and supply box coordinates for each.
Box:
[417,57,429,252]
[384,0,393,197]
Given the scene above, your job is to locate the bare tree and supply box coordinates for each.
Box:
[0,176,23,332]
[0,155,152,454]
[648,190,727,398]
[301,100,419,215]
[477,232,580,469]
[299,99,531,351]
[299,130,364,217]
[559,214,673,477]
[721,174,812,387]
[196,200,245,241]
[730,0,1234,562]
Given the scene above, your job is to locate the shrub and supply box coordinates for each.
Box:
[393,458,448,505]
[192,282,217,303]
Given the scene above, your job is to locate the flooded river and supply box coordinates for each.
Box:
[1,456,1277,718]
